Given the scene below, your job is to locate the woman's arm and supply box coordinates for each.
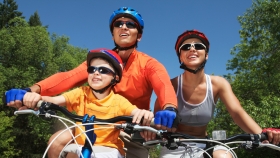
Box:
[216,76,262,134]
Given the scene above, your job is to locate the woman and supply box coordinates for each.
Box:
[154,30,280,158]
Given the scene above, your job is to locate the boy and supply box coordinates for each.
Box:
[22,48,154,158]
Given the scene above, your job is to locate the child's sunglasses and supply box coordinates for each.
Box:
[87,66,115,75]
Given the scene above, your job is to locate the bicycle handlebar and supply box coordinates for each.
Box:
[14,100,142,124]
[14,100,280,153]
[14,100,157,134]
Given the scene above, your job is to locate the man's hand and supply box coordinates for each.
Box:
[154,107,180,132]
[4,89,28,109]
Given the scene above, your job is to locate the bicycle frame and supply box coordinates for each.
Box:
[81,114,96,158]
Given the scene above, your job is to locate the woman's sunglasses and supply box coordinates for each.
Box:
[179,43,206,52]
[87,66,115,75]
[113,20,138,29]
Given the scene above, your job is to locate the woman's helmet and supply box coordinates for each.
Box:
[87,48,123,82]
[109,7,144,34]
[174,30,210,74]
[175,30,210,60]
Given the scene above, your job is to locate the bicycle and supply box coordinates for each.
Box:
[14,100,280,158]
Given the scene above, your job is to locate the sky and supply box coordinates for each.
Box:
[15,0,253,110]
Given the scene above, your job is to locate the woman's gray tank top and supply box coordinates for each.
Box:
[177,74,216,126]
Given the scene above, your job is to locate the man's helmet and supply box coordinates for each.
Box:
[109,7,144,34]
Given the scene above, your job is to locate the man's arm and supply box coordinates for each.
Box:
[146,59,179,132]
[5,61,88,108]
[35,61,88,96]
[146,59,177,110]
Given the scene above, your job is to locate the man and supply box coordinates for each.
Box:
[6,7,179,158]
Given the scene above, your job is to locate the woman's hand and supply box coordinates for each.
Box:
[262,128,280,145]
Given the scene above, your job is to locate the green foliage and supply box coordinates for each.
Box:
[51,34,88,72]
[0,8,87,157]
[211,0,280,157]
[28,10,48,29]
[28,11,42,26]
[149,145,161,158]
[226,0,280,100]
[0,111,19,157]
[0,0,24,29]
[0,17,54,88]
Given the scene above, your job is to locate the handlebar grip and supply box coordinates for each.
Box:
[260,132,268,141]
[36,100,44,108]
[150,118,155,126]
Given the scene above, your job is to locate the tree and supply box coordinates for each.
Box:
[227,0,280,100]
[208,0,280,157]
[28,10,48,29]
[0,17,88,157]
[0,0,24,29]
[0,17,54,157]
[28,11,42,26]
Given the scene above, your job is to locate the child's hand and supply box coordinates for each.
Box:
[20,92,42,110]
[132,109,154,125]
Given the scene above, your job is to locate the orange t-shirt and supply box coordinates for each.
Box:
[37,49,177,110]
[62,86,136,156]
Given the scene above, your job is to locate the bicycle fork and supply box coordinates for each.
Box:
[81,114,97,158]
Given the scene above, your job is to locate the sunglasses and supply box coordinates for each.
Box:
[87,66,115,75]
[113,20,138,29]
[179,43,206,52]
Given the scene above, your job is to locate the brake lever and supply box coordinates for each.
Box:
[143,139,168,146]
[14,109,40,116]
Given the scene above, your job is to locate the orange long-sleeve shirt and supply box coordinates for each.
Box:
[37,49,177,110]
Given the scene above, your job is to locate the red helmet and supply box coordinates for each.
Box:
[87,48,123,82]
[175,30,210,58]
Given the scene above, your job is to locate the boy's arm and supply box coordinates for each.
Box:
[41,96,66,106]
[21,92,66,110]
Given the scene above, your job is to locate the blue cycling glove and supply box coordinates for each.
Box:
[154,107,181,129]
[4,88,30,105]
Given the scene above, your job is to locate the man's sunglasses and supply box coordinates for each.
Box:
[113,20,138,29]
[179,43,206,52]
[87,66,115,75]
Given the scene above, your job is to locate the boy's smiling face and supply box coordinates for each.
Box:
[87,58,116,90]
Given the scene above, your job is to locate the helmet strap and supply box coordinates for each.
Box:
[90,78,117,94]
[180,60,207,74]
[113,41,137,51]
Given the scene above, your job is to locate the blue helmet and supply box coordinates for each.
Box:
[109,7,144,34]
